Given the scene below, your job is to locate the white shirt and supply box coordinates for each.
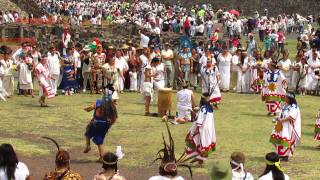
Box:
[259,171,289,180]
[0,162,30,180]
[140,33,150,47]
[73,50,81,68]
[148,175,184,180]
[177,89,193,111]
[47,53,61,75]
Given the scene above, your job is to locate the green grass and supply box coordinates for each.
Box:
[1,91,320,179]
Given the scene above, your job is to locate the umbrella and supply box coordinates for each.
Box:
[228,9,240,17]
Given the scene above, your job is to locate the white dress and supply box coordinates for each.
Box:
[0,59,14,96]
[18,57,33,90]
[236,57,250,93]
[306,58,320,91]
[129,71,138,91]
[0,65,8,100]
[278,59,292,88]
[217,53,232,90]
[200,66,221,103]
[153,63,165,91]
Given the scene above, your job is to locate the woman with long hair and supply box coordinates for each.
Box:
[270,92,301,161]
[83,85,118,162]
[0,143,30,180]
[259,152,289,180]
[93,152,126,180]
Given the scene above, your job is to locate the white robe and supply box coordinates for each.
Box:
[153,63,165,91]
[18,58,33,90]
[217,53,232,90]
[0,59,14,96]
[306,58,320,91]
[200,66,221,102]
[236,58,250,93]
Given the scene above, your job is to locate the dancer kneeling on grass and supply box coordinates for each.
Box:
[270,92,301,161]
[83,84,118,162]
[185,92,216,166]
[35,56,56,107]
[259,152,289,180]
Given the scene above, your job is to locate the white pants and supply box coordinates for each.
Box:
[50,74,60,93]
[82,72,91,90]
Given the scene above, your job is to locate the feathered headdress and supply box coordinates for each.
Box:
[153,121,194,178]
[42,136,70,166]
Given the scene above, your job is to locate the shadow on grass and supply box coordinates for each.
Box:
[302,131,315,137]
[298,145,320,152]
[241,112,269,118]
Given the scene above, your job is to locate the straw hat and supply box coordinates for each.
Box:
[120,44,130,50]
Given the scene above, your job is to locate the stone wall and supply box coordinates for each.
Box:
[0,24,208,53]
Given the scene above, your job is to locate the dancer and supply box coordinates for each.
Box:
[35,56,56,107]
[270,92,301,161]
[262,59,287,116]
[142,65,154,116]
[0,58,8,101]
[0,46,14,97]
[172,81,196,125]
[200,58,221,108]
[149,122,192,180]
[259,152,289,180]
[314,109,320,145]
[83,84,118,161]
[185,92,216,166]
[42,137,83,180]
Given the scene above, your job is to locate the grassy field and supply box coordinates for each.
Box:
[0,90,320,179]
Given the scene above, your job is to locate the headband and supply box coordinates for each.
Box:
[230,160,244,172]
[102,159,118,165]
[265,159,284,172]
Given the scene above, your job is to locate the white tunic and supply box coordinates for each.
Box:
[259,171,290,180]
[236,57,250,93]
[47,53,61,75]
[306,58,320,90]
[153,63,165,91]
[177,89,193,111]
[129,71,138,91]
[18,57,33,89]
[217,53,232,90]
[200,66,221,102]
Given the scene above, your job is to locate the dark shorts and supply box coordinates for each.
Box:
[85,121,110,145]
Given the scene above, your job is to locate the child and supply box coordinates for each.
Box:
[142,65,153,116]
[314,109,320,146]
[129,67,138,91]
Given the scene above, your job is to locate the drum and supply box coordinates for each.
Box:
[158,88,173,117]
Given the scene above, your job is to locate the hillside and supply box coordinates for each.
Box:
[0,0,27,17]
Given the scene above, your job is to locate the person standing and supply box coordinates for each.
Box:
[161,42,174,87]
[278,50,292,89]
[185,92,216,165]
[142,66,153,116]
[236,52,250,93]
[138,47,151,91]
[47,47,61,95]
[179,46,193,82]
[61,48,77,95]
[83,88,118,162]
[314,109,320,145]
[270,92,301,161]
[217,46,232,91]
[81,50,91,92]
[262,59,287,116]
[17,53,34,97]
[152,57,165,91]
[200,58,221,107]
[0,46,14,97]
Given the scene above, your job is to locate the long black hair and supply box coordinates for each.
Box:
[102,152,118,172]
[286,92,297,105]
[0,144,19,180]
[199,92,213,111]
[259,152,285,180]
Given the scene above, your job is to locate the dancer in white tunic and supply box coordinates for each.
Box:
[185,93,216,164]
[217,48,232,91]
[236,52,250,93]
[200,58,221,107]
[152,58,165,91]
[0,46,14,97]
[173,82,196,124]
[270,92,301,161]
[17,55,34,96]
[306,52,320,93]
[278,51,292,89]
[0,63,8,101]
